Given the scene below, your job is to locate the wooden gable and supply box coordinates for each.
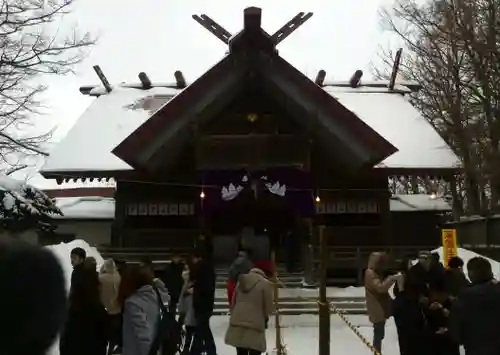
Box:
[112,7,397,173]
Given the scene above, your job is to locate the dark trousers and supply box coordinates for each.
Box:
[106,313,122,355]
[236,348,261,355]
[373,321,386,354]
[182,326,195,355]
[189,317,216,355]
[169,295,179,316]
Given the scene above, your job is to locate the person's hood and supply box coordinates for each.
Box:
[235,254,250,265]
[100,259,117,274]
[238,268,267,293]
[130,285,157,305]
[153,278,167,291]
[367,252,384,270]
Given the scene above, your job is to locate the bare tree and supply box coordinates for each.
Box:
[0,0,95,165]
[374,0,500,215]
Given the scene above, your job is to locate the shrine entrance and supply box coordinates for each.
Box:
[110,7,397,269]
[202,170,306,264]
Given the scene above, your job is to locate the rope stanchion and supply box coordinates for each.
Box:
[275,275,380,355]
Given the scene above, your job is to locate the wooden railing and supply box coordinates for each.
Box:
[312,245,434,264]
[100,246,191,262]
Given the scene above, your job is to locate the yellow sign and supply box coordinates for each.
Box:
[442,229,458,268]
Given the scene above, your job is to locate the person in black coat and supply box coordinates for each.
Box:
[70,247,86,295]
[445,256,470,297]
[424,282,460,355]
[450,257,500,355]
[406,251,433,303]
[392,258,429,355]
[189,249,217,355]
[163,254,185,314]
[60,266,108,355]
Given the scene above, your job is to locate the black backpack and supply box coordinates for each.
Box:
[149,287,183,355]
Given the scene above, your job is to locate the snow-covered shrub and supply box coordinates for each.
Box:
[0,175,62,233]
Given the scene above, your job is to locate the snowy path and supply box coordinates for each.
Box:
[211,315,400,355]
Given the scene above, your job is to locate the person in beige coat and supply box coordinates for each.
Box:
[365,252,400,354]
[225,268,274,355]
[99,259,122,355]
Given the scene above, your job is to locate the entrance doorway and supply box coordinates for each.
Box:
[204,183,296,264]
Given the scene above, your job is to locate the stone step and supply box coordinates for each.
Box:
[213,296,365,302]
[215,282,303,289]
[213,308,368,316]
[213,301,366,310]
[212,308,367,315]
[216,275,304,282]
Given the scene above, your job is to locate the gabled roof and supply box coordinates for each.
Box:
[40,85,460,178]
[111,8,397,173]
[41,9,460,179]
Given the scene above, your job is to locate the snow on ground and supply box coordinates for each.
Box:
[45,239,104,291]
[210,314,399,355]
[431,247,500,280]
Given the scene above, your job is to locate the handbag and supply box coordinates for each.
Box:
[148,286,182,355]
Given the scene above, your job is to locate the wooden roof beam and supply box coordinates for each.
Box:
[93,65,112,93]
[388,48,403,91]
[138,72,152,89]
[174,71,186,88]
[271,12,313,45]
[349,70,363,88]
[243,7,262,31]
[315,70,326,86]
[192,14,232,44]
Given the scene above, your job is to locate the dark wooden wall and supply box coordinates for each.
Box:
[390,211,443,247]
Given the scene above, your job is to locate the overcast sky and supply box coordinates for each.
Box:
[19,0,397,187]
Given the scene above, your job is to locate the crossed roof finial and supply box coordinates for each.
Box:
[192,7,313,47]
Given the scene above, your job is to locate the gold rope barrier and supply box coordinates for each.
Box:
[327,302,381,355]
[273,274,380,355]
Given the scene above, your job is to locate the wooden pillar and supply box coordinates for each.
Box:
[111,181,127,247]
[303,217,315,286]
[318,225,330,355]
[380,190,392,247]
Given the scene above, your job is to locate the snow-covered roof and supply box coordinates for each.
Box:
[327,91,460,169]
[42,87,178,173]
[42,84,459,174]
[390,194,451,212]
[52,194,449,220]
[54,197,115,220]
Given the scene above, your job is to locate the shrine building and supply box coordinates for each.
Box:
[41,8,459,268]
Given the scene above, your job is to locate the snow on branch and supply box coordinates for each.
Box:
[0,0,95,163]
[0,174,62,233]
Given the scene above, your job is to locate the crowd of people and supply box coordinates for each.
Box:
[365,250,500,355]
[60,245,274,355]
[60,241,500,355]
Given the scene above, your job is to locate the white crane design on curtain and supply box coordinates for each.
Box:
[220,175,286,201]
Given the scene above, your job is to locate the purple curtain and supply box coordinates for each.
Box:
[196,168,314,216]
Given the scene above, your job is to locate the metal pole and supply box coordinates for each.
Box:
[318,225,330,355]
